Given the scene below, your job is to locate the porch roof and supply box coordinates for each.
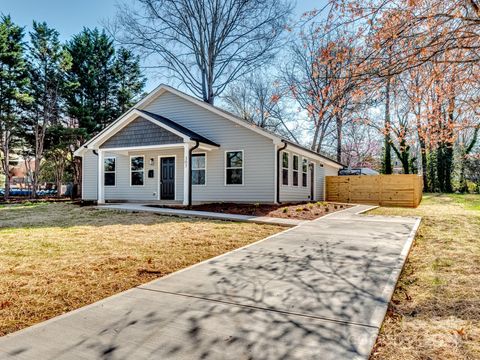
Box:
[137,110,220,147]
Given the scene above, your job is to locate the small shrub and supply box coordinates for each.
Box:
[295,207,303,212]
[307,203,314,209]
[282,207,288,213]
[325,207,330,212]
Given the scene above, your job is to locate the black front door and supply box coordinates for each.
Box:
[160,157,175,200]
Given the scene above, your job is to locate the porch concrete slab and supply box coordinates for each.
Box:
[0,205,421,360]
[97,203,304,227]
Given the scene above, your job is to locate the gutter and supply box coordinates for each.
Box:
[188,140,200,207]
[276,141,288,204]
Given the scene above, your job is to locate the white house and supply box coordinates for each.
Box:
[74,84,342,205]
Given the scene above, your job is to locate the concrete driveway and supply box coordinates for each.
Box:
[0,205,420,360]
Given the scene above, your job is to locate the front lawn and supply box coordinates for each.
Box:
[370,194,480,360]
[0,203,283,336]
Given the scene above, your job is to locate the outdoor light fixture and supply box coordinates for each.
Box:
[149,158,154,165]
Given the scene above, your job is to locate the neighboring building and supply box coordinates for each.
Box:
[75,84,343,205]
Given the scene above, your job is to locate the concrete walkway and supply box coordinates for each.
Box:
[0,205,421,360]
[97,203,306,227]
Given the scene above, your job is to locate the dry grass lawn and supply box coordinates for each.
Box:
[370,194,480,360]
[0,203,283,336]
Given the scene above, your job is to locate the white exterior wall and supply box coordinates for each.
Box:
[279,149,320,203]
[81,89,342,204]
[143,91,276,203]
[82,148,185,202]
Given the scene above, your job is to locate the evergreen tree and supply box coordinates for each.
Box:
[113,48,145,114]
[65,28,117,136]
[0,15,31,201]
[26,21,72,197]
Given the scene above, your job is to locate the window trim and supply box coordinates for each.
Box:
[292,154,299,187]
[224,150,244,186]
[281,151,289,186]
[302,157,308,188]
[192,152,207,186]
[130,155,145,187]
[104,156,116,187]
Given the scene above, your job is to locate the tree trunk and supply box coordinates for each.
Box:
[420,140,428,190]
[1,142,10,201]
[72,156,82,199]
[336,114,342,163]
[383,77,393,174]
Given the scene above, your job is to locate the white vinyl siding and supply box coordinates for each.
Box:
[143,91,275,203]
[280,151,317,202]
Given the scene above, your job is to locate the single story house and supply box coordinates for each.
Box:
[74,84,342,205]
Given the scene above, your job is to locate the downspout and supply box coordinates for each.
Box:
[188,140,200,207]
[276,141,287,204]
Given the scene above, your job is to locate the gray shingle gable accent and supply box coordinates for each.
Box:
[100,117,183,149]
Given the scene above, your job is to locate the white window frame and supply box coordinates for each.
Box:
[130,155,145,187]
[292,154,299,187]
[192,152,207,186]
[104,156,116,187]
[302,157,308,188]
[225,150,244,186]
[281,151,289,186]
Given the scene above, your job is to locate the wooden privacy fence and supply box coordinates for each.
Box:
[326,174,423,208]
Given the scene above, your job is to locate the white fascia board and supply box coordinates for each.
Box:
[284,142,343,169]
[138,85,279,143]
[80,109,190,152]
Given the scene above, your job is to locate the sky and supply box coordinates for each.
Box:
[1,0,319,91]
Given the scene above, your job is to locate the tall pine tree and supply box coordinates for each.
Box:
[0,16,31,200]
[114,48,145,114]
[65,28,117,136]
[26,21,72,197]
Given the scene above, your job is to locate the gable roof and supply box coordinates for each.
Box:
[137,110,219,147]
[75,84,343,168]
[138,85,344,168]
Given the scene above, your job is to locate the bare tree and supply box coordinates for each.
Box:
[222,73,299,141]
[111,0,292,104]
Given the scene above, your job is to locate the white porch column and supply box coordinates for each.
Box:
[97,149,105,204]
[183,143,190,205]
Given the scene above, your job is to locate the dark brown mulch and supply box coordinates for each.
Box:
[186,202,352,220]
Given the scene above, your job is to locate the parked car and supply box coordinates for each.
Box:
[338,168,379,176]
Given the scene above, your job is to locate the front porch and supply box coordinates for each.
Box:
[97,142,216,206]
[78,109,219,206]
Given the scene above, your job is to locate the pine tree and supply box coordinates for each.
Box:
[0,15,31,201]
[113,48,145,115]
[26,21,72,197]
[65,28,117,136]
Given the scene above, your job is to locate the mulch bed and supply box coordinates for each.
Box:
[187,202,352,220]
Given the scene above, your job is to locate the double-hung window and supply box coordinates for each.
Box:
[226,151,243,185]
[104,157,116,186]
[192,153,206,185]
[282,152,289,185]
[293,155,299,186]
[302,158,308,187]
[130,156,144,186]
